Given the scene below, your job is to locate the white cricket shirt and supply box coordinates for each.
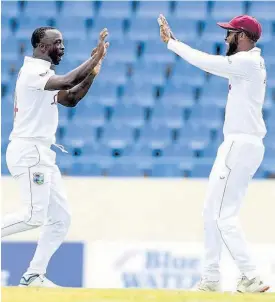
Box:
[168,39,267,139]
[9,56,59,144]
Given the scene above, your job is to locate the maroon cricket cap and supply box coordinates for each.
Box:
[217,15,262,41]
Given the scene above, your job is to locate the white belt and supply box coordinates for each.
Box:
[53,143,68,153]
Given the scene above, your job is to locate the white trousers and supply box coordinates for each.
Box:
[203,134,265,281]
[2,139,71,276]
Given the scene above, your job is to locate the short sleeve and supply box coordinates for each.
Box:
[28,69,54,90]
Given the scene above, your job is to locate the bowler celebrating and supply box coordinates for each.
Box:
[2,26,109,287]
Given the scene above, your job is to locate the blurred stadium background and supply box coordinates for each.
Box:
[1,0,275,296]
[2,0,275,177]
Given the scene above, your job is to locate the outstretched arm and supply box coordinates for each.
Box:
[57,43,109,107]
[45,29,108,91]
[158,14,249,79]
[167,39,247,79]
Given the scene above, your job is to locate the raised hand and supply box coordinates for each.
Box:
[96,28,109,58]
[91,42,110,76]
[157,14,176,43]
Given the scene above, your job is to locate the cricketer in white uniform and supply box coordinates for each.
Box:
[2,26,109,287]
[158,15,270,293]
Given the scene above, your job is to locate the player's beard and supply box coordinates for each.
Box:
[226,34,239,56]
[49,47,61,65]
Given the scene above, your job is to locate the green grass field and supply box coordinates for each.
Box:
[2,288,275,302]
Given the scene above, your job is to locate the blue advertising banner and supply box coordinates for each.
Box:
[1,242,84,287]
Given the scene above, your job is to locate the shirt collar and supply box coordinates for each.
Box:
[248,47,261,55]
[24,56,52,68]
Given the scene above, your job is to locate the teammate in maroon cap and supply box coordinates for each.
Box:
[217,15,262,56]
[158,14,270,293]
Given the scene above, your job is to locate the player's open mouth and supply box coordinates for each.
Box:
[58,53,64,60]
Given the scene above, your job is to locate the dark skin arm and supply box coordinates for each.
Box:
[58,43,109,107]
[45,29,108,91]
[57,73,96,107]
